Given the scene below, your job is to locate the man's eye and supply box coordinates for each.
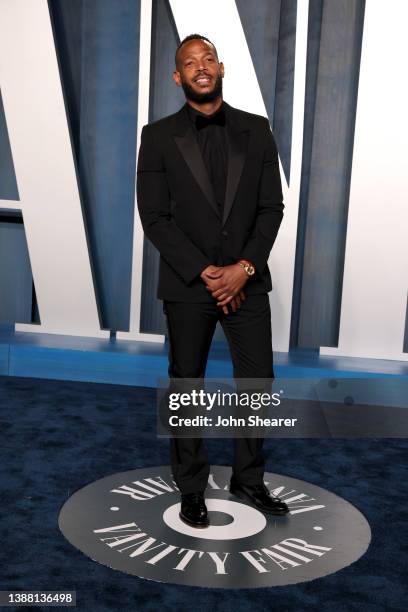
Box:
[206,58,213,62]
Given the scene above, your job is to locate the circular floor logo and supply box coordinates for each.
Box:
[58,465,371,588]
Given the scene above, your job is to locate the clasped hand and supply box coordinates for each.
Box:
[200,264,248,314]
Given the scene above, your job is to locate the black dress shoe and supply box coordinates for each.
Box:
[229,477,289,515]
[179,492,209,527]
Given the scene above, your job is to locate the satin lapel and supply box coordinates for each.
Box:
[173,106,220,220]
[223,122,248,227]
[172,102,249,224]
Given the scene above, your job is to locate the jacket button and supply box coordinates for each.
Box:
[221,230,228,236]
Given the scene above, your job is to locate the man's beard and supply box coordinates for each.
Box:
[181,73,223,103]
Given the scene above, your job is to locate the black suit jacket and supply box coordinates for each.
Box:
[136,100,284,302]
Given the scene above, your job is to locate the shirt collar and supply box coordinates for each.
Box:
[186,100,227,126]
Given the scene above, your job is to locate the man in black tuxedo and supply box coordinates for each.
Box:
[137,34,289,526]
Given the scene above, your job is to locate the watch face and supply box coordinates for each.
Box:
[247,265,255,276]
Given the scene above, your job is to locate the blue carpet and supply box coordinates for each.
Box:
[0,375,406,611]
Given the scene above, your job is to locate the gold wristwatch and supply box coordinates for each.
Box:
[237,259,255,277]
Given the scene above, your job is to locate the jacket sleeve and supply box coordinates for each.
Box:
[136,124,212,285]
[239,117,284,274]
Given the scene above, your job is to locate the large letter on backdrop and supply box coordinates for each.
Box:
[120,0,309,350]
[0,0,108,338]
[117,0,161,342]
[320,0,408,361]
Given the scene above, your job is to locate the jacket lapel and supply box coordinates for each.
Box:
[173,105,220,220]
[173,101,248,226]
[223,117,248,226]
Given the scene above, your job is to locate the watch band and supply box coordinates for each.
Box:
[238,259,256,276]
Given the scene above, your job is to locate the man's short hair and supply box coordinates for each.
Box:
[175,34,219,68]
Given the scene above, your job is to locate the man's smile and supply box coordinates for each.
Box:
[194,75,212,86]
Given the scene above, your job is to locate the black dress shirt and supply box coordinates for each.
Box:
[186,101,229,218]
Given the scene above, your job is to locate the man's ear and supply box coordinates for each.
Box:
[219,62,225,78]
[173,70,181,86]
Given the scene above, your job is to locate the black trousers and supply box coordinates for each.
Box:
[163,293,274,495]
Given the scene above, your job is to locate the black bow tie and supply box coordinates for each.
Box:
[195,109,226,130]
